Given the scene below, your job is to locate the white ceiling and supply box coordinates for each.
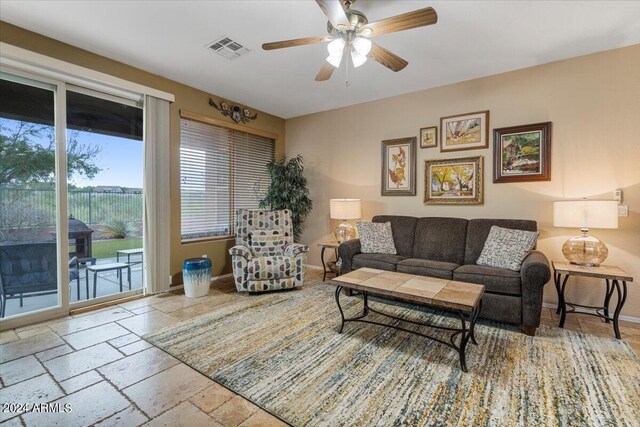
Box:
[2,1,639,119]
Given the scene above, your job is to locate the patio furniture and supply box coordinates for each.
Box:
[228,209,309,292]
[116,248,143,282]
[86,262,131,298]
[0,241,81,318]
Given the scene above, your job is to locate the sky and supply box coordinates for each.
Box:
[2,118,143,188]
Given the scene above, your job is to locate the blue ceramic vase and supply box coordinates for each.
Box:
[183,257,212,298]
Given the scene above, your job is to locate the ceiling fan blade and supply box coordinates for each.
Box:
[361,7,437,37]
[367,42,408,72]
[262,35,331,50]
[315,62,336,81]
[316,0,351,30]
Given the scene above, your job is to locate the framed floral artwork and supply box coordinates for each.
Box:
[440,110,489,152]
[381,137,416,196]
[424,156,483,204]
[493,122,551,183]
[420,126,437,148]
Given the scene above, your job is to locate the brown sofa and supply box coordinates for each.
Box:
[338,216,551,336]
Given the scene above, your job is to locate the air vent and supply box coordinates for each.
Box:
[206,36,250,60]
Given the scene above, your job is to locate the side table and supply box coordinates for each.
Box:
[552,261,633,339]
[317,241,340,281]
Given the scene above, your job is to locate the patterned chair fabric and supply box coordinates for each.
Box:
[229,209,308,292]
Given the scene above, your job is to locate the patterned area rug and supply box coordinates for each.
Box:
[144,279,640,426]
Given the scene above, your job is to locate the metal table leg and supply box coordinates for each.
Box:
[612,280,628,339]
[321,247,327,281]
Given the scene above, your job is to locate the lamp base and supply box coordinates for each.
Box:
[334,221,356,243]
[562,229,608,267]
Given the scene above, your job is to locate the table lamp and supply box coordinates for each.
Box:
[553,199,618,267]
[330,199,361,242]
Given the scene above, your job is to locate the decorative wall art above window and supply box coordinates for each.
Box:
[440,110,489,152]
[209,98,258,124]
[493,122,552,183]
[381,137,417,196]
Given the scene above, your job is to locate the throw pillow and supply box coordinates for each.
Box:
[476,226,539,271]
[357,221,397,254]
[250,229,286,257]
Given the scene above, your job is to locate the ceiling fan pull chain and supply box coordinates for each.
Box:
[345,50,350,87]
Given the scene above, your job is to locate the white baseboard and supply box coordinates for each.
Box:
[305,265,324,271]
[169,273,233,291]
[542,302,640,324]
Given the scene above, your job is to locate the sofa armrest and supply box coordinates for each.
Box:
[284,243,309,257]
[337,239,361,274]
[520,250,551,328]
[229,245,253,260]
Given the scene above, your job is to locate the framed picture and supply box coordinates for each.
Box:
[381,137,417,196]
[493,122,551,183]
[440,110,489,152]
[420,126,437,148]
[424,156,483,204]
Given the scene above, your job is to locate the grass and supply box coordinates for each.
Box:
[71,237,143,260]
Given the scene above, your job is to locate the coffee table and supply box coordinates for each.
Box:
[328,268,484,372]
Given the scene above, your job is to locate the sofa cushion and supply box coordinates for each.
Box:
[396,258,459,280]
[453,264,522,296]
[413,217,468,264]
[372,215,418,257]
[352,253,408,271]
[356,222,397,254]
[464,219,537,265]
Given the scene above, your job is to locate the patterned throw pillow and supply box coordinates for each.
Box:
[356,221,397,254]
[476,226,539,271]
[250,229,285,257]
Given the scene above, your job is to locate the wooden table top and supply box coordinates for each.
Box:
[317,241,341,248]
[328,268,484,313]
[552,261,633,282]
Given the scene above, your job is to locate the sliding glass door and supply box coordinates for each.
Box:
[0,67,145,326]
[65,87,144,305]
[0,70,68,323]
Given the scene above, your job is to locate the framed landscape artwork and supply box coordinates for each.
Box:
[420,126,437,148]
[381,137,417,196]
[424,156,483,204]
[440,110,489,152]
[493,122,551,183]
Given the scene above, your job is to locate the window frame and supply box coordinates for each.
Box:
[178,110,277,243]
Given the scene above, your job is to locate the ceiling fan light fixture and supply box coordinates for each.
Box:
[360,28,373,37]
[352,37,372,56]
[326,52,343,67]
[350,50,367,67]
[327,38,346,55]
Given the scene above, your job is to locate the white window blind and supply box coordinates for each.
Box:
[180,119,275,241]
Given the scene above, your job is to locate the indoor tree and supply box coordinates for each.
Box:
[259,155,312,241]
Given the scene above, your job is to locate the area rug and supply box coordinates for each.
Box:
[143,279,640,426]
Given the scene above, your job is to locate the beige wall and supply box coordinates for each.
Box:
[286,44,640,318]
[0,22,286,284]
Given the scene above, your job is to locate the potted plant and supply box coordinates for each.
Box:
[259,155,312,241]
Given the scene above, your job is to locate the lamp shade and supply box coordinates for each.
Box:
[330,199,361,220]
[553,200,618,229]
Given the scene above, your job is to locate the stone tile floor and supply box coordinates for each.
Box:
[0,268,638,426]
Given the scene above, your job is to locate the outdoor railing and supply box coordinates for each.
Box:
[0,186,143,227]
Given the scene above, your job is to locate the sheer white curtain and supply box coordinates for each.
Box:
[143,95,171,293]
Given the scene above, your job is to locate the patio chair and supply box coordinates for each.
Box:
[0,241,81,318]
[229,209,309,292]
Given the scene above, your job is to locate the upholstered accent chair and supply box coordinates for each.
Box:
[229,209,309,292]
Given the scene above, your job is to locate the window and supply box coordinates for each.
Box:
[180,119,275,241]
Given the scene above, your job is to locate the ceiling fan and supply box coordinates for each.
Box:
[262,0,437,82]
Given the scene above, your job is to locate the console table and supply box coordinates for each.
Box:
[553,261,633,339]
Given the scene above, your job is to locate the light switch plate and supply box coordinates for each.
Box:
[618,205,628,217]
[614,189,622,203]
